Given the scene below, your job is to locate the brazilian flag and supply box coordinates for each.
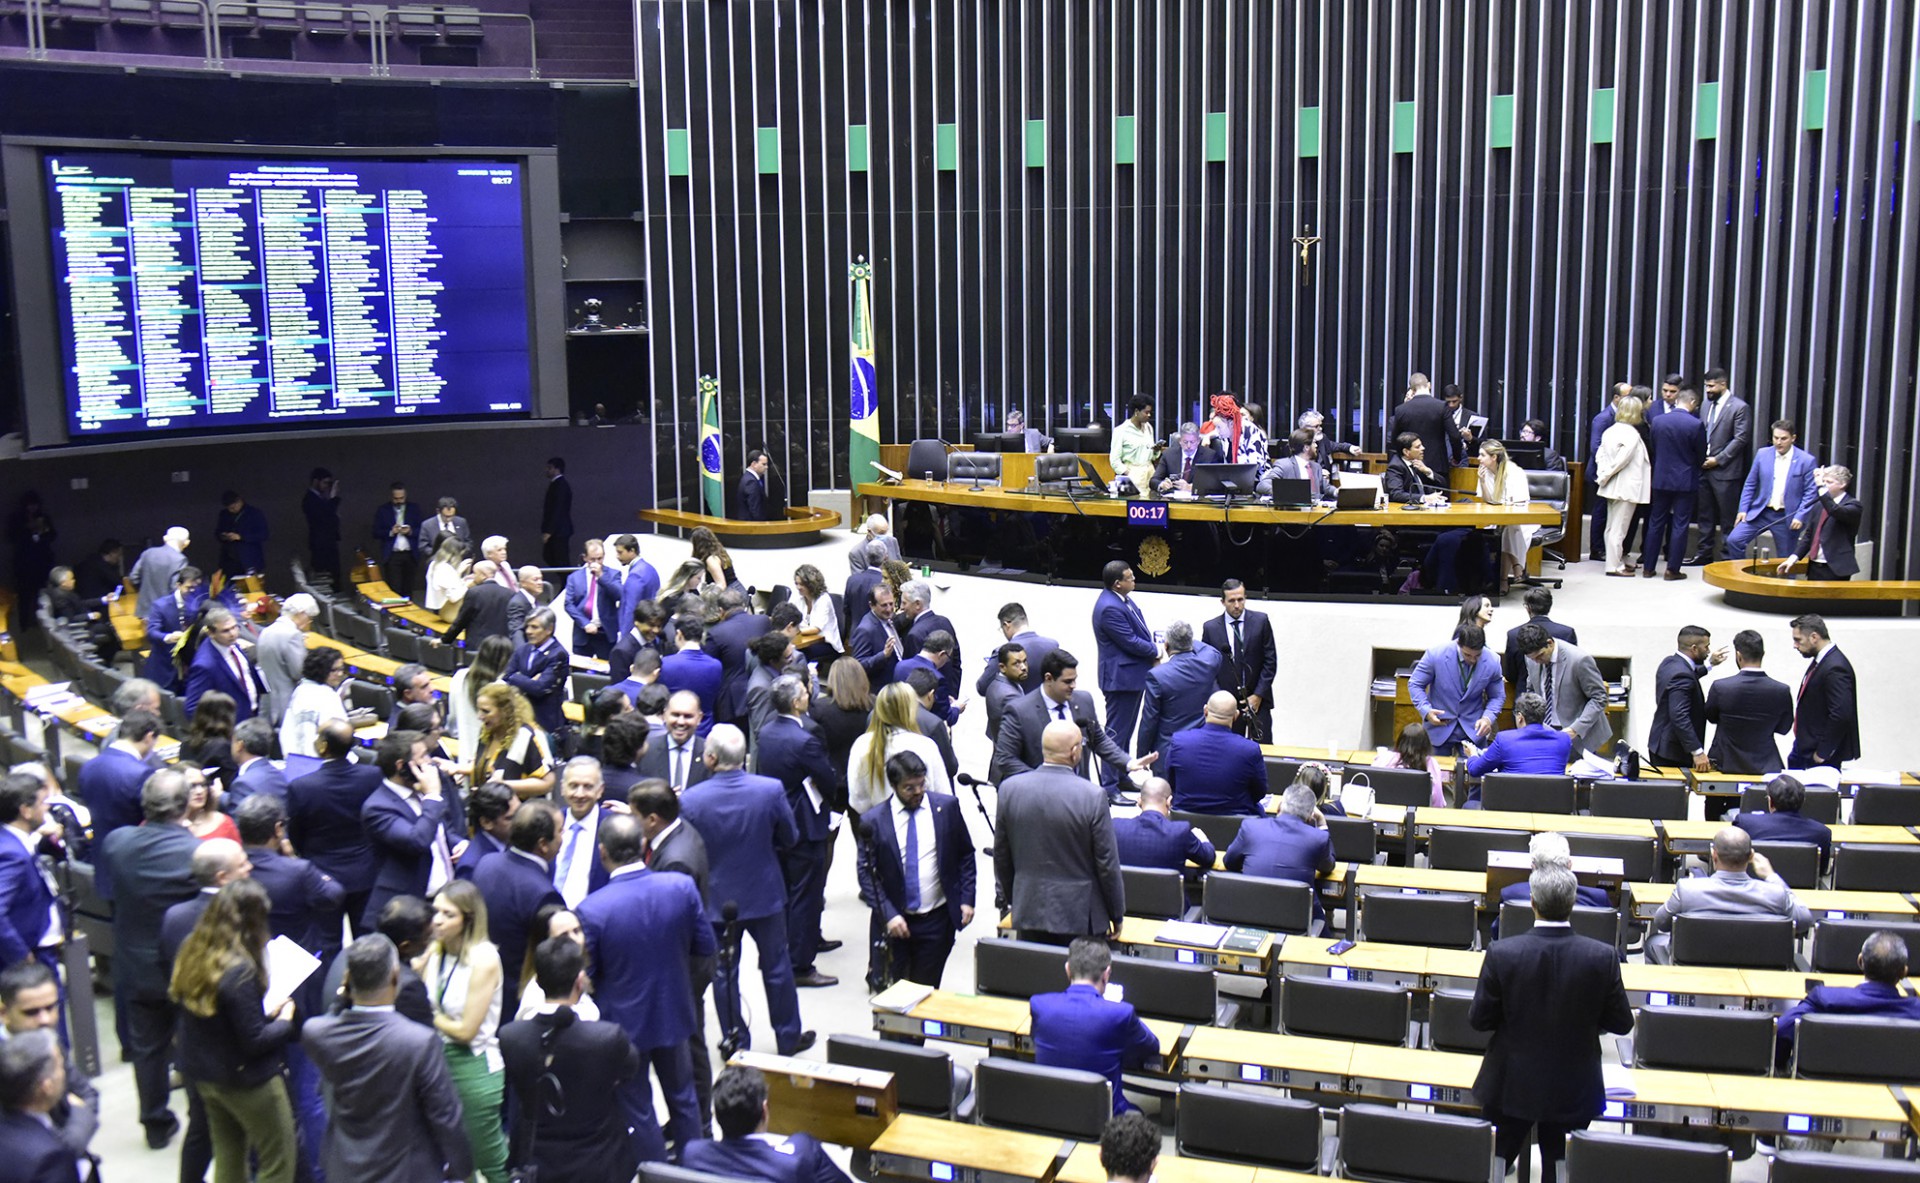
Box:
[698,375,724,517]
[849,258,878,486]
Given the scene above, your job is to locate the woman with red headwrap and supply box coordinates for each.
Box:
[1203,392,1270,466]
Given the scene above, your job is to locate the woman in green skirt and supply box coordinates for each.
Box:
[419,879,509,1182]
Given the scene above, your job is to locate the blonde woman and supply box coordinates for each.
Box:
[1477,440,1535,591]
[470,682,555,799]
[1595,395,1652,576]
[425,536,472,619]
[418,881,509,1183]
[845,682,951,813]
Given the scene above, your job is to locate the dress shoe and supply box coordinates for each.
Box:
[789,1030,818,1054]
[794,970,839,988]
[146,1113,181,1150]
[1641,568,1656,578]
[816,939,844,953]
[1663,570,1688,581]
[1682,553,1710,567]
[1106,791,1136,807]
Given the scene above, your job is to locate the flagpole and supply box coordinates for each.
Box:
[849,257,879,498]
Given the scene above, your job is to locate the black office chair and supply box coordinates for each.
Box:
[1808,919,1920,974]
[1347,764,1433,809]
[946,452,1002,487]
[1175,1083,1323,1172]
[1120,866,1186,921]
[1034,453,1080,487]
[904,439,951,484]
[1791,1015,1920,1083]
[1281,974,1411,1046]
[1566,832,1662,883]
[1565,1130,1730,1183]
[1480,773,1577,815]
[1669,914,1798,970]
[572,671,612,708]
[1426,826,1530,872]
[1427,987,1491,1053]
[1770,1149,1920,1181]
[344,678,394,721]
[972,939,1066,1001]
[826,1034,973,1120]
[1498,901,1620,948]
[1831,844,1920,892]
[1171,810,1248,850]
[1751,841,1822,889]
[1360,892,1477,950]
[1588,778,1690,820]
[382,628,423,664]
[1737,785,1841,823]
[1630,1004,1776,1075]
[972,1059,1110,1140]
[1521,468,1570,586]
[1264,758,1301,794]
[1327,815,1380,864]
[1850,784,1920,827]
[1201,872,1315,936]
[420,640,460,675]
[1336,1102,1496,1183]
[640,1165,760,1183]
[1109,953,1238,1027]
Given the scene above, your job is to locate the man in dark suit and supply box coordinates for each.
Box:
[1642,388,1706,578]
[1135,622,1220,756]
[213,489,269,578]
[1112,778,1215,876]
[736,449,773,522]
[857,750,975,987]
[96,767,199,1148]
[1201,579,1277,740]
[895,631,960,730]
[679,726,811,1055]
[1442,384,1481,445]
[1160,692,1267,816]
[1705,630,1794,775]
[843,540,890,639]
[848,583,905,688]
[637,691,711,793]
[451,782,515,882]
[76,710,162,899]
[1469,866,1634,1174]
[1788,614,1859,770]
[1388,374,1464,472]
[1029,939,1161,1114]
[1092,562,1158,802]
[973,602,1059,696]
[564,539,624,659]
[706,591,773,728]
[979,642,1027,745]
[900,580,963,708]
[1501,588,1577,691]
[1776,931,1920,1067]
[610,535,662,636]
[553,758,618,908]
[1733,773,1834,875]
[227,717,289,807]
[438,561,513,647]
[419,497,471,557]
[305,935,473,1183]
[1255,429,1338,501]
[608,601,666,684]
[1463,694,1575,786]
[0,1030,83,1183]
[500,936,640,1183]
[990,649,1152,792]
[302,468,342,585]
[319,896,436,1027]
[682,1065,854,1183]
[234,794,342,955]
[755,678,840,989]
[505,608,569,735]
[996,721,1125,942]
[659,622,725,731]
[541,457,574,566]
[631,780,717,1136]
[358,730,457,930]
[473,799,563,982]
[1149,421,1224,495]
[0,773,60,980]
[142,564,202,690]
[1648,625,1727,773]
[1382,432,1448,504]
[286,720,385,938]
[184,605,268,720]
[1225,786,1336,926]
[1780,464,1862,582]
[371,481,428,595]
[1685,367,1753,564]
[1585,386,1622,558]
[505,566,545,643]
[578,813,715,1160]
[0,962,98,1165]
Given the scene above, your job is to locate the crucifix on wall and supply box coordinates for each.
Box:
[1292,226,1321,287]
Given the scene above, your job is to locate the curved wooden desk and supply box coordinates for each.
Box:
[636,505,842,548]
[1703,559,1917,615]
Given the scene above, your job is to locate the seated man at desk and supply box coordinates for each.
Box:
[1112,778,1215,879]
[1494,832,1610,929]
[1461,692,1573,805]
[1646,826,1812,964]
[1732,773,1832,875]
[1030,939,1162,1116]
[1223,786,1335,927]
[1158,691,1266,816]
[1149,421,1223,496]
[681,1064,852,1183]
[1776,931,1920,1067]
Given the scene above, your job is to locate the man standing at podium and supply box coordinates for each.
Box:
[736,450,772,522]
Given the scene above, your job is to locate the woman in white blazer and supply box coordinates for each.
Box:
[1595,395,1652,576]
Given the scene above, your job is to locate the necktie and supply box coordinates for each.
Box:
[903,807,922,912]
[1054,702,1069,723]
[1541,662,1556,724]
[587,573,599,625]
[1305,461,1317,493]
[671,745,687,791]
[558,821,584,886]
[1183,453,1193,481]
[227,646,257,710]
[642,841,654,866]
[1230,618,1244,665]
[1706,398,1720,433]
[1808,504,1829,562]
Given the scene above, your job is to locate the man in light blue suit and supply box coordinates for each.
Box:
[1725,419,1819,560]
[1135,622,1221,756]
[1092,561,1159,803]
[1407,624,1506,757]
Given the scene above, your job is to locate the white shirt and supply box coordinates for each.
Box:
[662,736,698,793]
[648,817,684,862]
[555,806,603,907]
[1768,449,1794,511]
[514,987,600,1023]
[889,794,944,914]
[4,824,60,946]
[385,778,454,895]
[280,680,349,761]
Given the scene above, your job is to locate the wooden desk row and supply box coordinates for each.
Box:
[870,1113,1323,1183]
[0,662,182,764]
[1257,742,1920,791]
[1625,881,1920,923]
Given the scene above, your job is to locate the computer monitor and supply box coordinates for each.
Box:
[1267,477,1313,507]
[1500,441,1550,470]
[1191,463,1262,499]
[972,432,1028,453]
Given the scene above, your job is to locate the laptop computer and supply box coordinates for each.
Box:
[1335,473,1382,509]
[1268,477,1313,508]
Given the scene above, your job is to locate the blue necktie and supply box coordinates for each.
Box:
[557,821,584,887]
[903,807,921,913]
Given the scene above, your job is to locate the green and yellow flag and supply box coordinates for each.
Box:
[848,258,879,485]
[698,374,724,517]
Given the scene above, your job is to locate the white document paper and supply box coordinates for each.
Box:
[262,935,321,1015]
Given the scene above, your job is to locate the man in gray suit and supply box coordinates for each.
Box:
[990,649,1155,793]
[1646,826,1811,964]
[1511,622,1611,757]
[304,934,472,1183]
[1685,366,1753,565]
[255,593,318,726]
[994,721,1126,943]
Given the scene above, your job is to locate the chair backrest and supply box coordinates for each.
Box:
[1671,914,1797,969]
[420,640,459,674]
[1527,468,1571,520]
[1589,778,1691,820]
[1107,952,1218,1024]
[572,671,612,708]
[1792,1016,1920,1083]
[1034,453,1079,484]
[1327,815,1378,864]
[1851,785,1920,827]
[1348,764,1433,808]
[1738,786,1841,823]
[1361,892,1477,949]
[1264,757,1301,794]
[946,452,1002,485]
[1565,832,1661,882]
[1565,1130,1730,1183]
[1831,844,1920,893]
[973,1059,1110,1140]
[1751,841,1822,889]
[1428,987,1492,1053]
[1480,773,1577,815]
[1202,872,1314,935]
[1281,974,1411,1046]
[1427,826,1531,872]
[826,1034,956,1117]
[1171,810,1247,850]
[1337,1102,1496,1183]
[1770,1148,1920,1181]
[1175,1083,1323,1172]
[383,628,423,664]
[1120,866,1186,920]
[1498,900,1620,948]
[972,939,1066,1001]
[640,1165,766,1183]
[1632,1004,1776,1075]
[904,440,950,482]
[344,679,394,720]
[1808,919,1920,974]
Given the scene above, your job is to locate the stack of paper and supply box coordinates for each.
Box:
[262,935,321,1015]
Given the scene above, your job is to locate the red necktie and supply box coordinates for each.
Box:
[1794,662,1816,734]
[1808,505,1829,562]
[228,646,256,709]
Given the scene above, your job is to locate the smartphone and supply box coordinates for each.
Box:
[1326,940,1356,956]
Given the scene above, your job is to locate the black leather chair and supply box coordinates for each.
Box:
[973,1059,1109,1140]
[1326,815,1379,864]
[1174,1083,1322,1172]
[1565,1130,1730,1183]
[1281,974,1410,1046]
[1361,892,1477,949]
[1770,1149,1920,1181]
[1427,826,1530,872]
[344,678,394,721]
[1346,764,1433,809]
[1831,844,1920,892]
[1108,953,1237,1027]
[972,939,1066,1001]
[946,452,1002,487]
[1630,1004,1776,1075]
[1808,919,1920,974]
[1850,785,1920,827]
[1264,757,1301,794]
[420,638,460,674]
[1121,866,1186,920]
[1670,914,1797,970]
[1202,872,1315,936]
[1566,832,1662,883]
[640,1165,750,1183]
[826,1034,972,1120]
[1336,1102,1496,1183]
[572,671,612,708]
[1480,773,1577,815]
[1498,901,1620,948]
[1589,778,1690,820]
[904,439,951,484]
[1791,1015,1920,1083]
[1172,810,1248,850]
[383,627,423,664]
[1034,453,1080,487]
[1737,785,1841,823]
[1427,987,1491,1053]
[1521,468,1569,586]
[1751,840,1822,889]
